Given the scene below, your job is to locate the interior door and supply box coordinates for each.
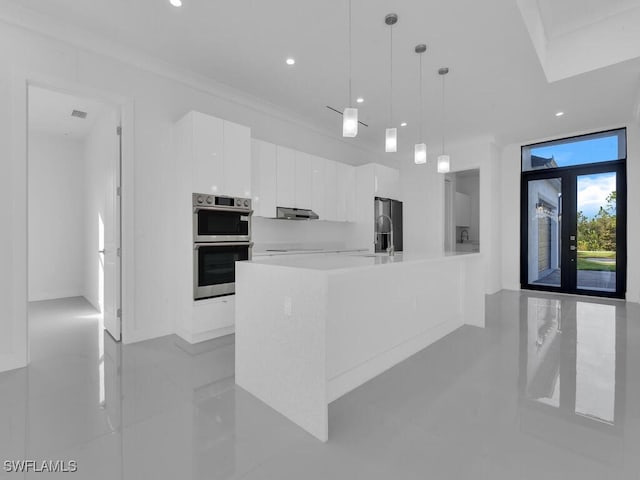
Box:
[103,113,122,341]
[522,163,626,299]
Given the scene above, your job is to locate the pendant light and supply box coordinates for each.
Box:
[437,67,450,173]
[342,0,358,137]
[384,13,398,153]
[414,44,427,164]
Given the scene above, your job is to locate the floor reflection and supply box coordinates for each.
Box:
[1,293,639,479]
[520,296,624,428]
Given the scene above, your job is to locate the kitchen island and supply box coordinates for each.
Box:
[235,251,484,441]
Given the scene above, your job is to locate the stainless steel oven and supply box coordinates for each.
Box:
[193,242,252,300]
[193,193,251,242]
[192,193,253,300]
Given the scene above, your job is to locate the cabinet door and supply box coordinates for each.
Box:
[324,159,338,221]
[251,139,277,217]
[344,164,357,222]
[294,151,312,209]
[455,192,471,227]
[310,155,325,219]
[336,162,349,221]
[192,112,224,195]
[223,120,251,198]
[374,164,400,200]
[276,146,296,208]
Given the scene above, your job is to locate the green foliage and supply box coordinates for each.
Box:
[577,190,616,251]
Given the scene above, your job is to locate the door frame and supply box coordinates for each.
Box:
[520,160,627,299]
[12,70,135,367]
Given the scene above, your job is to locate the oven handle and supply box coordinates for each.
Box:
[193,206,253,214]
[194,242,253,249]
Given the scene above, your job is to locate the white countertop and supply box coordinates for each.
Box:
[243,251,481,272]
[253,248,368,257]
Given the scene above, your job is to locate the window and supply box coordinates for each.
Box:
[522,129,626,172]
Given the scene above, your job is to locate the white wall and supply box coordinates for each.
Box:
[1,18,387,369]
[252,217,355,252]
[500,124,640,302]
[27,132,85,301]
[399,137,503,295]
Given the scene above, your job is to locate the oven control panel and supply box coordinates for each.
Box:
[193,193,251,210]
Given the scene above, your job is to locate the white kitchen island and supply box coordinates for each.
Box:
[235,251,484,441]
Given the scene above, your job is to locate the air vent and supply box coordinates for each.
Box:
[71,110,87,119]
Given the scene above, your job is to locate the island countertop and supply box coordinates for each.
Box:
[244,251,481,272]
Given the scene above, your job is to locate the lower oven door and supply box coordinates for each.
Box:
[194,242,252,300]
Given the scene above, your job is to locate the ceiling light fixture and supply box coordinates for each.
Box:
[437,67,450,173]
[342,0,358,137]
[356,97,364,104]
[286,58,296,66]
[555,111,564,117]
[414,44,427,165]
[169,0,182,7]
[384,13,398,153]
[400,122,407,127]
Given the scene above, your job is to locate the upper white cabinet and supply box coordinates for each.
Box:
[294,151,312,209]
[374,164,400,200]
[250,141,358,222]
[276,146,296,208]
[324,159,338,221]
[251,139,277,218]
[177,111,251,198]
[310,155,326,219]
[223,120,251,198]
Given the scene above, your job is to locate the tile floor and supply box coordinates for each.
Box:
[1,292,639,479]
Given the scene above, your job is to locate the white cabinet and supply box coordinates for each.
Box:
[310,155,325,219]
[251,139,277,217]
[324,159,338,221]
[191,112,224,195]
[180,111,251,198]
[336,162,356,222]
[455,192,471,227]
[276,146,296,208]
[374,164,400,200]
[294,151,312,209]
[223,120,251,198]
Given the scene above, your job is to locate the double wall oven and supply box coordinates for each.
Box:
[193,193,252,300]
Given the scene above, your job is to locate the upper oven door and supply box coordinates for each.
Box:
[194,207,251,242]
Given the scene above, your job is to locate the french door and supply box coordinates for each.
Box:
[521,161,626,299]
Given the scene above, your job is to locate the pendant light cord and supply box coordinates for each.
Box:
[348,0,352,108]
[389,24,393,124]
[441,72,446,154]
[419,53,423,142]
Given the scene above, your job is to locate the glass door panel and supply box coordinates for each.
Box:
[576,172,617,293]
[527,178,562,288]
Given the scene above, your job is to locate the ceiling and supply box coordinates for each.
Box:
[6,0,640,155]
[28,86,108,140]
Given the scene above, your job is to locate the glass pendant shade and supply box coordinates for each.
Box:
[342,107,358,137]
[385,128,397,153]
[437,154,450,173]
[414,143,427,164]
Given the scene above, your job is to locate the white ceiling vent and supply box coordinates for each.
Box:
[71,109,88,119]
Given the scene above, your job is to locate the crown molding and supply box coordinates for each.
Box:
[0,3,384,160]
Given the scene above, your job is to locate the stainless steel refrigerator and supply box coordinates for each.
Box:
[374,197,403,253]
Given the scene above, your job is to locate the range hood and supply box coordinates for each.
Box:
[276,206,319,220]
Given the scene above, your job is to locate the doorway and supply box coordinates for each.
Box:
[520,129,627,299]
[27,85,122,341]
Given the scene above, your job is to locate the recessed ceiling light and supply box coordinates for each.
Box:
[169,0,182,7]
[400,122,408,127]
[555,111,564,117]
[286,58,296,66]
[356,97,364,104]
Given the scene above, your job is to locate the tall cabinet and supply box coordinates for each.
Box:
[173,111,251,344]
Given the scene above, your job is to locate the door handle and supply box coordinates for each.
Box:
[99,249,106,254]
